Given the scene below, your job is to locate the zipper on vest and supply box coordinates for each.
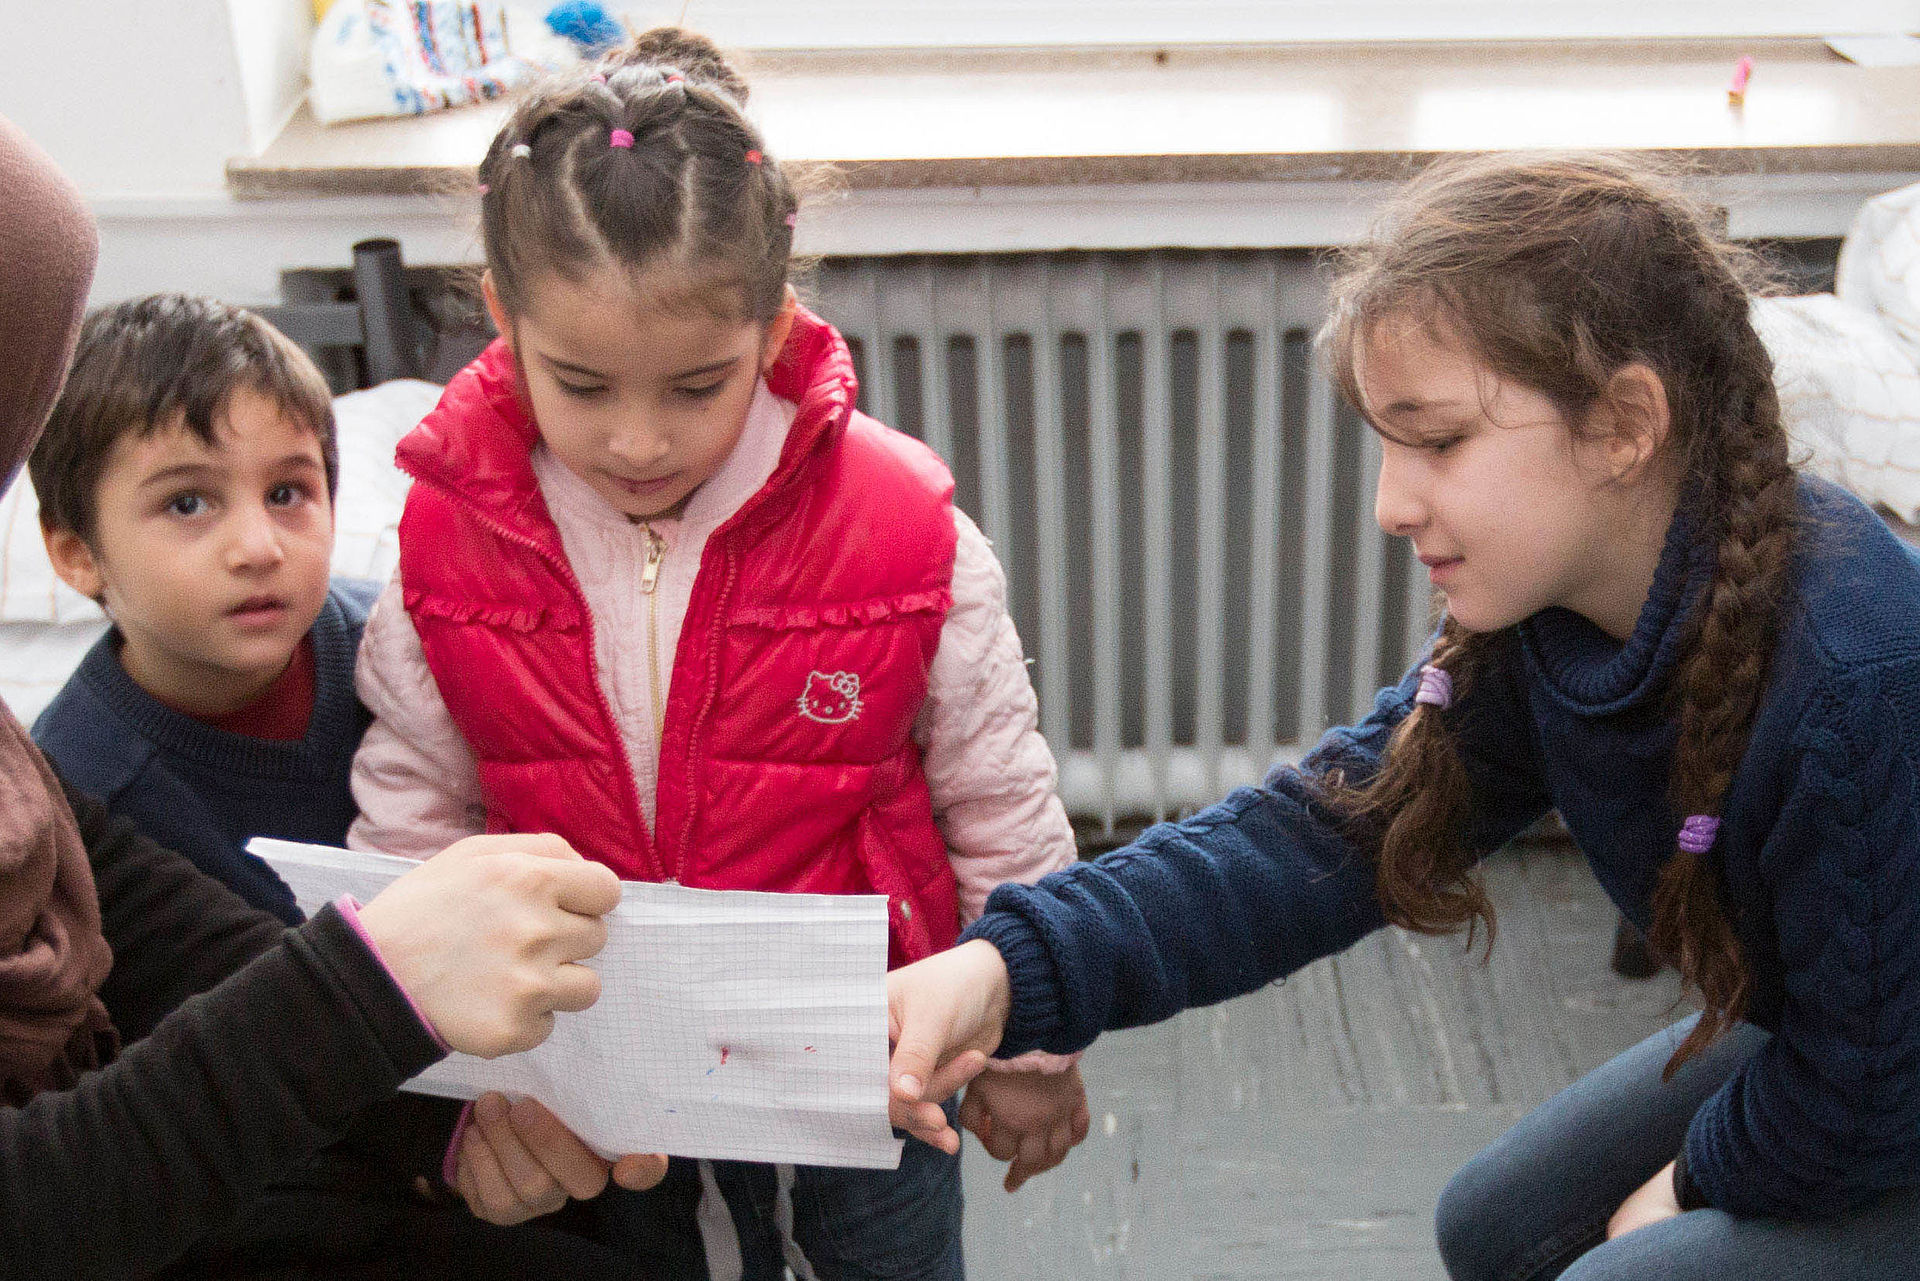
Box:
[395,461,668,883]
[640,523,667,751]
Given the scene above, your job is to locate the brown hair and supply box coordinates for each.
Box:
[30,293,337,545]
[1320,153,1794,1077]
[478,27,797,325]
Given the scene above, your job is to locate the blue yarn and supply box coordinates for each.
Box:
[545,1,623,52]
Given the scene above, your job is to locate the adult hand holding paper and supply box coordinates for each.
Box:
[253,838,906,1170]
[354,832,618,1057]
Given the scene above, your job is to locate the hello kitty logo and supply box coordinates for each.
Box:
[797,671,863,725]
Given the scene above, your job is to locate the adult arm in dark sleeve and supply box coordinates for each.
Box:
[78,781,463,1192]
[967,647,1553,1057]
[0,788,447,1281]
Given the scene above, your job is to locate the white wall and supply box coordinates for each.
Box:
[629,0,1920,47]
[0,0,252,201]
[0,2,1910,306]
[0,0,320,299]
[227,0,317,155]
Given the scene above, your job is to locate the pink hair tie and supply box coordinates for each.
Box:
[609,128,635,149]
[784,212,797,228]
[589,71,607,84]
[1413,664,1452,709]
[744,149,764,166]
[1678,815,1721,854]
[476,182,490,195]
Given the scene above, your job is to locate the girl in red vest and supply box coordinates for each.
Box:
[346,27,1086,1281]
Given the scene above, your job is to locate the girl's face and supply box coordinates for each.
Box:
[487,266,794,521]
[1356,312,1670,638]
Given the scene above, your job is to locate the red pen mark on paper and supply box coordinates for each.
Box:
[719,1046,731,1065]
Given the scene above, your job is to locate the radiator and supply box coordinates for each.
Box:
[813,250,1436,831]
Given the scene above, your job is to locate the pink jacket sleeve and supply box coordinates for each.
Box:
[915,510,1078,919]
[347,574,488,860]
[916,511,1080,1073]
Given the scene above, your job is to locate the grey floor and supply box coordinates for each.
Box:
[959,830,1692,1280]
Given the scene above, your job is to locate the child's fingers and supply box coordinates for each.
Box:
[957,1084,989,1140]
[473,1094,563,1210]
[613,1153,669,1191]
[1045,1118,1073,1167]
[979,1119,1018,1164]
[921,1048,990,1105]
[1005,1128,1061,1193]
[504,1096,612,1202]
[889,1096,960,1153]
[458,1121,523,1222]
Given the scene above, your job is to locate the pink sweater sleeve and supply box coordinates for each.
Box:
[915,510,1077,921]
[347,573,489,860]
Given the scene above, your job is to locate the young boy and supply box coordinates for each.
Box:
[29,294,376,923]
[22,291,654,1265]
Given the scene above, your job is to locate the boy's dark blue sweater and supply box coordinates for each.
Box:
[969,476,1920,1222]
[32,580,378,924]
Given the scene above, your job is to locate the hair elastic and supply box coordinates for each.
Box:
[664,69,685,84]
[588,71,607,84]
[1678,815,1721,854]
[476,182,490,195]
[609,128,635,149]
[1414,664,1453,709]
[784,212,797,228]
[744,149,764,166]
[510,143,532,160]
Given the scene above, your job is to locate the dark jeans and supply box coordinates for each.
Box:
[1436,1016,1920,1281]
[595,1100,964,1281]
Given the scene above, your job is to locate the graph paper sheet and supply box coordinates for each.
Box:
[250,838,905,1170]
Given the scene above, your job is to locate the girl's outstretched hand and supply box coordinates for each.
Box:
[355,833,622,1058]
[887,939,1015,1152]
[961,1064,1092,1191]
[453,1092,670,1226]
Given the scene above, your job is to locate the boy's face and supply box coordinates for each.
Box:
[44,388,334,716]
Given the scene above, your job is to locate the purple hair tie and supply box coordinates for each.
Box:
[1678,815,1721,855]
[1413,664,1452,710]
[609,128,635,149]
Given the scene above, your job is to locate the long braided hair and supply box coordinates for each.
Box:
[477,27,798,324]
[1320,153,1795,1077]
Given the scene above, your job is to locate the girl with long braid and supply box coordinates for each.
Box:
[885,152,1920,1278]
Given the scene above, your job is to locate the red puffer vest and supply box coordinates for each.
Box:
[394,309,961,966]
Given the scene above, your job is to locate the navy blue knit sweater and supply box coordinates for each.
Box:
[967,476,1920,1221]
[31,580,378,924]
